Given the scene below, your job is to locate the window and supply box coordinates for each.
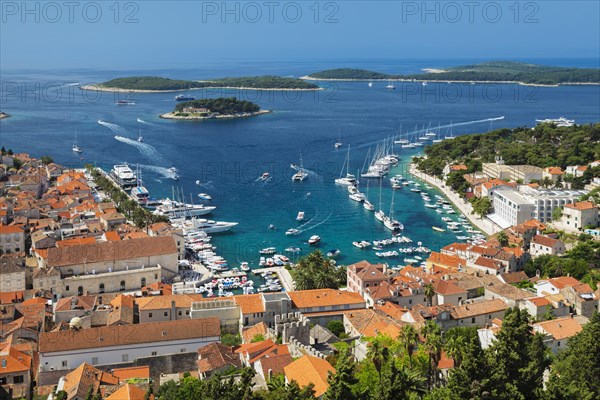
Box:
[62,360,68,367]
[65,285,69,291]
[92,357,98,364]
[99,283,105,293]
[471,317,476,323]
[164,311,168,317]
[186,310,190,315]
[120,281,126,291]
[122,354,129,362]
[178,311,182,316]
[409,299,413,304]
[152,351,157,356]
[78,286,83,296]
[180,348,186,352]
[141,277,147,287]
[0,377,6,385]
[149,313,153,318]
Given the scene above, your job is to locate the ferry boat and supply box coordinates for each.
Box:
[131,186,150,205]
[535,117,575,127]
[175,94,195,101]
[111,164,137,188]
[308,235,321,245]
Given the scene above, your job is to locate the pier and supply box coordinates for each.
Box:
[252,266,295,292]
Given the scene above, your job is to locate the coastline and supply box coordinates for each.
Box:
[409,163,498,236]
[159,109,271,120]
[300,76,598,87]
[81,84,322,93]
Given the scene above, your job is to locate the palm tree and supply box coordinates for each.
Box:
[444,335,466,368]
[267,374,286,392]
[424,283,435,307]
[496,231,509,247]
[398,325,419,368]
[368,340,390,400]
[421,321,443,390]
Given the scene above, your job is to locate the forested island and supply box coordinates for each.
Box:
[306,61,600,86]
[160,97,269,120]
[82,75,320,92]
[414,123,600,187]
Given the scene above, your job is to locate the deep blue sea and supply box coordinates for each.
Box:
[1,59,599,268]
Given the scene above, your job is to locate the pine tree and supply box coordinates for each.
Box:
[323,347,358,400]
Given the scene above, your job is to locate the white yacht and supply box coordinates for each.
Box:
[308,235,321,245]
[383,190,404,232]
[175,218,238,233]
[291,151,308,181]
[363,200,375,211]
[334,130,343,148]
[153,199,216,219]
[296,211,305,221]
[386,81,396,90]
[349,192,365,202]
[111,164,137,188]
[286,228,300,236]
[368,81,374,87]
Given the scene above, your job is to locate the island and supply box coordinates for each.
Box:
[82,75,321,92]
[304,61,600,86]
[159,97,270,120]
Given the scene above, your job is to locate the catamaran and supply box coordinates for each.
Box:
[292,151,308,181]
[335,145,358,185]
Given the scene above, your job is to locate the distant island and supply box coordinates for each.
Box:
[82,75,321,92]
[159,97,270,120]
[305,61,600,86]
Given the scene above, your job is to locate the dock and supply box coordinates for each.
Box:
[252,266,295,292]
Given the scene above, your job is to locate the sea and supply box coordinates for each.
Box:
[1,58,599,269]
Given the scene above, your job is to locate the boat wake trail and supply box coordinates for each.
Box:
[197,180,215,190]
[138,164,179,180]
[97,120,129,135]
[300,212,334,232]
[113,135,167,164]
[136,118,161,128]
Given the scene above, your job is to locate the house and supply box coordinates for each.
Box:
[254,353,293,383]
[471,256,506,275]
[346,261,389,299]
[53,295,97,323]
[533,316,585,353]
[0,225,25,254]
[284,355,335,398]
[450,299,508,327]
[485,283,534,307]
[562,201,599,231]
[443,164,467,177]
[480,179,510,199]
[0,256,25,292]
[54,362,119,400]
[560,283,599,318]
[530,235,566,258]
[434,280,467,306]
[519,297,553,320]
[0,342,32,400]
[197,343,242,379]
[38,318,220,372]
[426,252,466,272]
[235,340,290,367]
[136,294,202,323]
[242,322,268,344]
[543,167,564,182]
[287,289,366,324]
[343,309,404,338]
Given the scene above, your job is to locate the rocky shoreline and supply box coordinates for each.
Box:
[159,109,271,120]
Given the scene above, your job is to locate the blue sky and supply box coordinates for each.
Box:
[1,1,599,69]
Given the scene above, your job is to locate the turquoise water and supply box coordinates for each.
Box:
[1,61,599,268]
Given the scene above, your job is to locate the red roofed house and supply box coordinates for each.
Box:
[562,201,599,231]
[530,235,566,258]
[560,283,599,318]
[284,355,335,398]
[0,225,25,254]
[543,167,564,182]
[0,342,32,399]
[346,261,389,299]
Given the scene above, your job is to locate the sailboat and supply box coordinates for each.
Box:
[334,129,342,149]
[292,151,308,181]
[349,170,366,202]
[444,122,456,140]
[72,131,83,153]
[137,120,144,142]
[383,189,404,231]
[386,81,396,90]
[368,81,374,87]
[335,145,357,186]
[363,180,375,211]
[374,179,385,222]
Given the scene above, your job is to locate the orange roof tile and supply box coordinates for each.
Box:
[288,289,365,309]
[0,343,32,374]
[0,225,24,234]
[111,366,150,382]
[232,294,265,314]
[105,383,152,400]
[284,355,335,397]
[564,201,596,211]
[536,317,582,340]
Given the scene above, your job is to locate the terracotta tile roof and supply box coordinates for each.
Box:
[256,353,293,377]
[532,235,562,248]
[235,339,290,364]
[0,225,24,234]
[427,252,467,269]
[548,276,581,289]
[564,201,596,211]
[61,363,119,400]
[105,231,121,242]
[106,383,152,400]
[111,366,150,381]
[56,237,97,247]
[434,280,467,296]
[450,164,467,171]
[536,317,583,340]
[232,294,265,314]
[197,342,242,374]
[451,299,508,319]
[344,309,404,338]
[438,351,455,370]
[572,283,596,298]
[473,257,504,271]
[284,355,335,397]
[39,318,220,353]
[375,302,407,321]
[500,271,529,284]
[0,256,24,274]
[482,179,508,190]
[107,295,135,325]
[487,283,534,300]
[0,342,32,374]
[54,295,96,312]
[528,297,551,307]
[348,260,388,281]
[135,294,204,311]
[545,167,564,175]
[288,289,365,309]
[242,322,268,343]
[45,236,177,266]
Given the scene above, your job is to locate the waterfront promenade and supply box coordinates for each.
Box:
[409,164,498,236]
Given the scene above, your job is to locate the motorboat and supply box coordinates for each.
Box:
[308,235,321,245]
[432,226,446,233]
[240,262,250,271]
[260,172,270,181]
[197,193,212,201]
[327,249,341,258]
[296,211,305,221]
[349,192,365,202]
[286,228,300,236]
[260,247,277,254]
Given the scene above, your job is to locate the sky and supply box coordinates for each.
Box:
[1,0,599,70]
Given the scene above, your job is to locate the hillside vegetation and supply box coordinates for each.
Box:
[174,97,260,114]
[99,75,318,90]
